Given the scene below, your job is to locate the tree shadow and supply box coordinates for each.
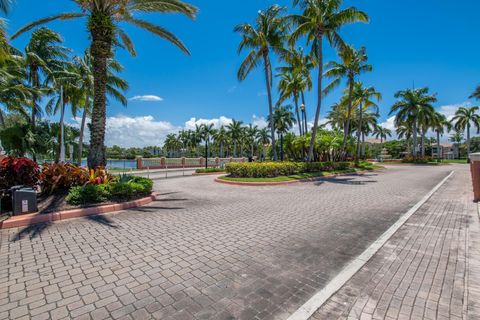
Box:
[314,174,378,186]
[155,198,189,202]
[127,205,185,212]
[84,214,119,228]
[10,222,52,242]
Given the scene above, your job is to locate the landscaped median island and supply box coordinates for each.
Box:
[193,167,226,175]
[0,157,154,228]
[216,161,381,185]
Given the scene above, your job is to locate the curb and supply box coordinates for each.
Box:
[286,171,455,320]
[192,172,226,176]
[214,169,379,187]
[0,193,157,229]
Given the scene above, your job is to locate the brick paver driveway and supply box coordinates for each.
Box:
[0,165,458,320]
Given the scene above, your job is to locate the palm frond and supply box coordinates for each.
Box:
[11,13,86,40]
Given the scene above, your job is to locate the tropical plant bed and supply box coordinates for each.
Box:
[216,166,382,186]
[193,168,226,175]
[0,193,156,229]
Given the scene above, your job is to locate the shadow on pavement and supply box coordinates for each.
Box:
[314,174,378,186]
[84,214,119,228]
[10,222,52,242]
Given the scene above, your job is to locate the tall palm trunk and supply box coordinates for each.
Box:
[30,70,39,162]
[301,91,308,135]
[421,128,426,157]
[341,75,354,159]
[436,131,441,161]
[263,52,277,161]
[220,142,224,158]
[280,133,284,161]
[87,13,113,169]
[307,32,323,162]
[0,109,4,127]
[233,141,237,158]
[294,95,302,136]
[412,118,418,157]
[361,132,366,158]
[355,103,363,165]
[77,95,89,165]
[467,123,471,156]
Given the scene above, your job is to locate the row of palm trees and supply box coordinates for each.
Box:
[6,0,199,168]
[0,26,128,163]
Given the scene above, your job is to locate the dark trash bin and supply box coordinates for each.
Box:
[11,186,37,216]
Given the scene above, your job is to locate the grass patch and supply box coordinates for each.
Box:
[439,159,468,164]
[195,168,225,174]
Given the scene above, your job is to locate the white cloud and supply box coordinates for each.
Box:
[73,115,179,148]
[252,115,268,129]
[437,102,470,121]
[129,95,164,102]
[184,116,234,130]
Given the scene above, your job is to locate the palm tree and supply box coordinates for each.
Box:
[213,126,228,158]
[373,125,392,145]
[235,5,287,161]
[24,27,69,160]
[359,111,378,157]
[431,112,451,161]
[290,0,368,161]
[13,0,198,169]
[245,124,259,158]
[257,127,271,161]
[277,69,303,135]
[269,105,296,161]
[74,50,128,164]
[226,119,243,157]
[352,83,381,163]
[390,88,437,157]
[324,45,371,156]
[451,106,480,157]
[200,123,215,167]
[164,133,180,157]
[278,46,314,135]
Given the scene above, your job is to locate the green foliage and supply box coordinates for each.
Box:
[66,184,109,206]
[66,176,153,205]
[402,156,434,164]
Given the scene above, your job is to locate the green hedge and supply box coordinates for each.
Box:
[225,161,353,178]
[66,176,153,205]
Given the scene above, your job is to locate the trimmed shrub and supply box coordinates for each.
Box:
[226,162,301,178]
[402,156,433,164]
[225,161,354,178]
[0,157,40,190]
[195,168,225,174]
[66,184,110,205]
[41,163,89,195]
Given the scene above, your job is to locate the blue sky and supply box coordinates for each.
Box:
[6,0,480,146]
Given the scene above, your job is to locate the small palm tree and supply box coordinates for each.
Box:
[451,106,480,157]
[290,0,369,161]
[200,123,215,166]
[235,5,287,161]
[324,45,372,156]
[277,69,304,135]
[431,112,451,161]
[245,124,259,158]
[256,128,271,161]
[390,88,437,157]
[13,0,198,168]
[213,126,228,158]
[373,125,392,145]
[226,119,243,157]
[352,83,381,163]
[269,105,296,161]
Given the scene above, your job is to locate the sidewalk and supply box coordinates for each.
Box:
[310,166,479,319]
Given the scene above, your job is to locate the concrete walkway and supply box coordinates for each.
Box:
[310,166,478,320]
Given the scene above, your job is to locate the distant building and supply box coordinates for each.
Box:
[431,143,460,159]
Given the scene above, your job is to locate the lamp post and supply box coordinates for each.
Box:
[301,103,307,135]
[205,136,208,170]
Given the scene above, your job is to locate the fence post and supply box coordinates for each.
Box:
[182,157,186,176]
[136,156,143,170]
[200,157,205,167]
[160,157,166,169]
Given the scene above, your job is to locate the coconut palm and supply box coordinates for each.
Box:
[390,88,437,157]
[245,124,259,158]
[431,112,451,161]
[451,106,480,157]
[200,123,215,164]
[74,50,128,164]
[235,5,287,161]
[226,119,243,157]
[417,102,437,156]
[213,126,228,158]
[278,46,314,134]
[373,125,392,145]
[164,133,181,157]
[324,45,371,156]
[290,0,369,161]
[269,105,296,161]
[257,127,271,161]
[352,83,381,163]
[13,0,198,168]
[277,69,303,135]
